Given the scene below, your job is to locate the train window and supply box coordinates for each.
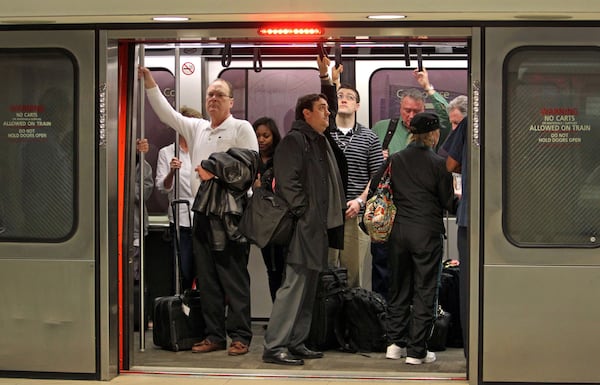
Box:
[504,47,600,247]
[0,49,77,241]
[369,68,467,127]
[219,68,320,136]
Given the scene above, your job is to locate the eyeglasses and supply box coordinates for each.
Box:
[206,91,232,99]
[337,93,357,102]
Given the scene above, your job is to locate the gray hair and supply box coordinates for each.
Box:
[399,88,427,104]
[447,95,468,117]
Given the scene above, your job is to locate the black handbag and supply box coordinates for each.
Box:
[238,186,295,248]
[427,305,451,352]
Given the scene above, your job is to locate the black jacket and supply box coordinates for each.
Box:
[371,141,455,234]
[192,147,260,251]
[274,121,346,271]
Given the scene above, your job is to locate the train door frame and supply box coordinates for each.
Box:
[103,26,481,382]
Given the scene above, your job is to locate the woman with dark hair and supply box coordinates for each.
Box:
[252,116,285,302]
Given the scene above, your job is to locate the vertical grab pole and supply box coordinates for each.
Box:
[138,46,146,351]
[173,48,182,295]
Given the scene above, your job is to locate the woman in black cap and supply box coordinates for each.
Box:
[374,112,456,365]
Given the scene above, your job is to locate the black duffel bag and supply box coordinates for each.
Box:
[238,186,295,248]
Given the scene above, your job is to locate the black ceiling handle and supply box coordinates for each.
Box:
[221,42,232,67]
[404,42,411,67]
[417,47,423,71]
[317,42,328,60]
[253,47,263,72]
[334,42,342,69]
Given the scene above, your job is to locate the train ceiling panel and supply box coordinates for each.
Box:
[0,0,597,25]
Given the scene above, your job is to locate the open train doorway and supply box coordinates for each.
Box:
[115,32,473,380]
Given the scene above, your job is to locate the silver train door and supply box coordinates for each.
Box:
[0,31,99,376]
[481,27,600,383]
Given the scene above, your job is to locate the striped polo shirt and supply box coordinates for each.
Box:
[330,122,384,207]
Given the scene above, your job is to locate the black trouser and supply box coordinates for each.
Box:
[371,241,390,299]
[386,223,443,359]
[260,244,287,302]
[169,222,195,291]
[192,215,252,346]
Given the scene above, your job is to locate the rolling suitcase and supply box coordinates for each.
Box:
[152,289,205,351]
[152,199,205,351]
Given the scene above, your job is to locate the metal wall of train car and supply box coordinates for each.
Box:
[0,30,98,377]
[482,27,600,383]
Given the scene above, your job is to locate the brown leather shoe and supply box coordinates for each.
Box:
[228,341,249,356]
[191,339,225,353]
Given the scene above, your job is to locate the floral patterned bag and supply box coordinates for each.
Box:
[363,163,396,243]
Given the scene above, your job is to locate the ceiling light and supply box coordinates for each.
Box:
[152,16,190,22]
[258,25,324,36]
[367,15,406,20]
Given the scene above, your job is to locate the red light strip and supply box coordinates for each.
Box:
[258,26,323,36]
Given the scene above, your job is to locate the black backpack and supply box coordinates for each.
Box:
[306,268,348,351]
[336,287,388,353]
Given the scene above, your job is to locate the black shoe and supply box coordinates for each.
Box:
[289,346,324,359]
[262,351,304,365]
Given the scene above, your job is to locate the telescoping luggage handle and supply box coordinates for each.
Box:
[171,199,192,295]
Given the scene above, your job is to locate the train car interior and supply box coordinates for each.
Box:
[123,36,469,379]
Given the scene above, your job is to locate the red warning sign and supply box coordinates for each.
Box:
[182,62,195,75]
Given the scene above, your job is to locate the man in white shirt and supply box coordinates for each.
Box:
[139,67,259,356]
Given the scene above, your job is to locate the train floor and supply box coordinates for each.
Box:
[130,322,467,381]
[0,375,467,385]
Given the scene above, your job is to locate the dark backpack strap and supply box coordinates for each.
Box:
[381,118,399,150]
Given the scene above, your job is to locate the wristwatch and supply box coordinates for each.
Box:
[356,197,365,208]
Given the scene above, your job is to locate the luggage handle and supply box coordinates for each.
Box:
[171,199,192,295]
[171,199,192,225]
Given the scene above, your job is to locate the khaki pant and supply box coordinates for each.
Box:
[328,216,372,289]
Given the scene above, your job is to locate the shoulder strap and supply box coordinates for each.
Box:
[381,118,399,150]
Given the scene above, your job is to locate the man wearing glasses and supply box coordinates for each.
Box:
[138,67,258,356]
[317,57,384,289]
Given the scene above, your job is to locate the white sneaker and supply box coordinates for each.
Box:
[385,343,407,359]
[405,351,436,365]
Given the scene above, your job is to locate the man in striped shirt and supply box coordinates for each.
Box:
[318,56,384,288]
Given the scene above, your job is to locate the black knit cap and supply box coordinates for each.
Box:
[409,112,440,134]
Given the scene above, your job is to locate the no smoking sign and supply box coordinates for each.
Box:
[182,62,195,75]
